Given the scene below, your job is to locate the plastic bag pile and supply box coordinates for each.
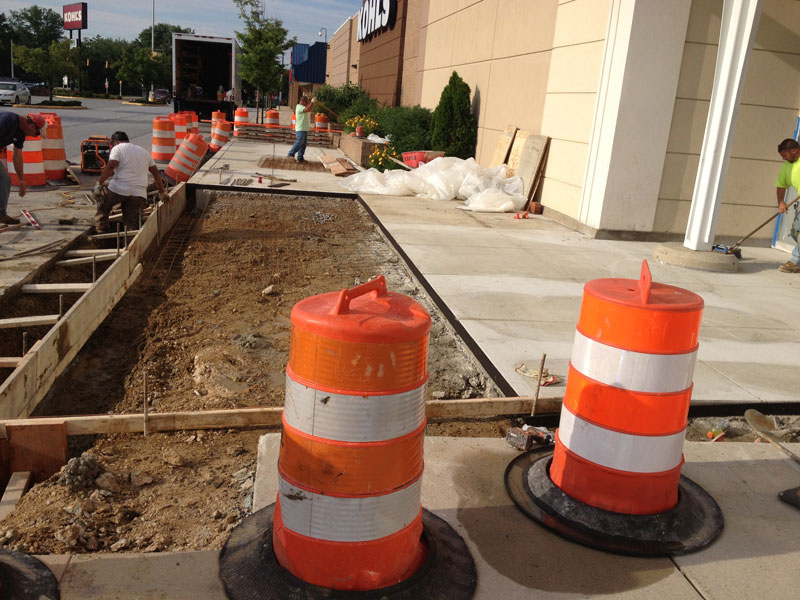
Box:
[339,157,527,212]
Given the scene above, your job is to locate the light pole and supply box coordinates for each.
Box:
[10,40,13,78]
[150,0,155,96]
[318,28,327,44]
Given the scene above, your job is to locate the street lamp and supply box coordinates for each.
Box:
[318,28,327,44]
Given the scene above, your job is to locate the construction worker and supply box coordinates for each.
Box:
[94,131,168,233]
[0,112,46,225]
[287,95,316,163]
[775,138,800,273]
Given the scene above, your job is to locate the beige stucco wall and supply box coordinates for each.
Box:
[417,0,559,166]
[537,0,611,221]
[327,19,354,86]
[400,0,426,106]
[657,0,800,239]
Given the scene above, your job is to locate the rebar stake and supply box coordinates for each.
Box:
[22,331,28,355]
[530,353,547,417]
[92,255,97,282]
[58,294,64,318]
[143,368,149,437]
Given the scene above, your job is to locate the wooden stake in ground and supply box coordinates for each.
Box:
[530,353,547,417]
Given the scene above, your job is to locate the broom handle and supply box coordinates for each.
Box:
[731,193,800,249]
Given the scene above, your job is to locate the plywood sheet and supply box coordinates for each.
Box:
[489,125,518,167]
[507,132,550,199]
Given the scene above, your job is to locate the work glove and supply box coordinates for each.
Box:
[92,181,103,199]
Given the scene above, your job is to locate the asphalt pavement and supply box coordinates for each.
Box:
[2,95,171,163]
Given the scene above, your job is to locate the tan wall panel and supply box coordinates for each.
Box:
[730,104,799,159]
[478,127,501,165]
[452,0,498,64]
[546,42,605,93]
[675,43,715,101]
[493,0,558,58]
[723,158,784,205]
[458,0,483,9]
[754,1,800,52]
[665,98,709,155]
[540,176,582,219]
[685,0,721,44]
[423,17,456,70]
[654,198,778,239]
[544,139,588,189]
[402,0,422,105]
[481,53,550,134]
[541,92,597,144]
[428,0,460,22]
[659,153,699,203]
[652,199,690,235]
[327,19,354,86]
[552,0,610,47]
[742,49,800,108]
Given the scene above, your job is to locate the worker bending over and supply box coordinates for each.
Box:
[95,131,168,233]
[0,112,46,225]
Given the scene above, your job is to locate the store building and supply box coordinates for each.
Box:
[326,0,794,247]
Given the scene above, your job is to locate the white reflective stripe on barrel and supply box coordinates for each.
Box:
[558,405,685,473]
[152,143,175,154]
[571,331,696,394]
[284,375,426,442]
[278,475,421,542]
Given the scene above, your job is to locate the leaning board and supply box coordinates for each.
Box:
[489,125,518,167]
[507,132,549,199]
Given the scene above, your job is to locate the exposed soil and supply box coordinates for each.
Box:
[0,193,502,555]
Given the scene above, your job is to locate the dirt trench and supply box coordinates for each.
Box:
[0,193,503,555]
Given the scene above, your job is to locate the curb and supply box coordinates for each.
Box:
[12,103,87,110]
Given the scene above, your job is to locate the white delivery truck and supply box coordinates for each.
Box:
[172,33,242,120]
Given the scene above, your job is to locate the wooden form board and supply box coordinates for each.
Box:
[0,184,187,420]
[0,396,563,439]
[489,125,518,167]
[0,315,60,329]
[506,131,549,200]
[0,471,31,521]
[5,422,67,483]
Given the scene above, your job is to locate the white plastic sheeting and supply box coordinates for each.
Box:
[340,157,527,212]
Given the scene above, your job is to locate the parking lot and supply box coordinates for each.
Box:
[2,96,171,163]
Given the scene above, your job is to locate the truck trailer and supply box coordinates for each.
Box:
[172,33,241,120]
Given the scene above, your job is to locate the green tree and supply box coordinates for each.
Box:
[0,14,12,78]
[117,45,170,96]
[83,36,130,94]
[430,71,477,159]
[234,0,295,101]
[136,23,193,53]
[8,5,63,48]
[14,40,78,101]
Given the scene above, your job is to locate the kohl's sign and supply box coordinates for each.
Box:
[357,0,397,42]
[63,2,88,30]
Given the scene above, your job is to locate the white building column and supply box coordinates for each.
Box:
[684,0,764,251]
[579,0,691,232]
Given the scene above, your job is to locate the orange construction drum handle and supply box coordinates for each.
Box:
[639,260,652,305]
[330,275,388,315]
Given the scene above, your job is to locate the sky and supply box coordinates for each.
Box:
[4,1,361,49]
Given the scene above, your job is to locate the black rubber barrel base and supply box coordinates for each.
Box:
[0,548,59,600]
[779,486,800,510]
[219,504,477,599]
[505,447,724,557]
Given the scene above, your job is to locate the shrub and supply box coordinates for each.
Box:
[344,115,379,135]
[430,71,477,159]
[314,83,374,120]
[36,100,82,106]
[372,105,432,154]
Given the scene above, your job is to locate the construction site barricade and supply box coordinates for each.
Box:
[151,117,176,169]
[164,133,208,182]
[211,110,225,124]
[179,111,198,134]
[0,146,6,172]
[265,109,279,128]
[7,137,46,187]
[38,113,67,180]
[209,120,232,153]
[290,112,296,131]
[233,108,248,137]
[168,113,188,149]
[273,275,430,591]
[314,113,329,132]
[549,260,703,515]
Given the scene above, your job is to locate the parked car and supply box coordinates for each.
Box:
[0,80,31,105]
[153,88,171,102]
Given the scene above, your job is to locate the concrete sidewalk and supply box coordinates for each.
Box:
[38,438,800,599]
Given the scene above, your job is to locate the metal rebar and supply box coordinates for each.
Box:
[59,294,64,318]
[530,353,547,417]
[22,331,28,355]
[124,225,129,249]
[116,223,120,255]
[143,367,148,437]
[92,255,97,282]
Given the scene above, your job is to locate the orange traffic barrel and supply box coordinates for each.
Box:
[164,133,208,182]
[151,117,176,169]
[211,110,225,124]
[506,260,724,556]
[168,113,188,149]
[290,112,296,131]
[314,112,329,132]
[38,113,66,180]
[233,108,248,136]
[218,276,477,599]
[265,109,279,128]
[179,110,198,134]
[7,136,46,187]
[0,145,6,172]
[209,120,232,153]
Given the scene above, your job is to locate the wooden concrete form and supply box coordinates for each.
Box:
[0,471,31,521]
[339,134,381,166]
[0,184,187,420]
[0,396,562,439]
[0,315,60,329]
